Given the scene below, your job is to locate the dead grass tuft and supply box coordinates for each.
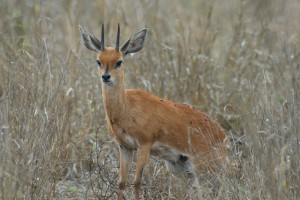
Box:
[0,0,299,199]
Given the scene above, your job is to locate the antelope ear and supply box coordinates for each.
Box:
[79,25,102,52]
[121,28,147,56]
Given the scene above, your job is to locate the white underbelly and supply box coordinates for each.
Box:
[117,135,186,162]
[150,142,183,161]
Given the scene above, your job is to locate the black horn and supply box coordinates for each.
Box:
[115,23,120,52]
[101,24,105,51]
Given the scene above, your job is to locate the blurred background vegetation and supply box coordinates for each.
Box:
[0,0,299,199]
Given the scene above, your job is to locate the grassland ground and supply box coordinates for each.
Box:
[0,0,299,199]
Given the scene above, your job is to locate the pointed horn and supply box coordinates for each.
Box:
[115,23,120,52]
[101,24,105,51]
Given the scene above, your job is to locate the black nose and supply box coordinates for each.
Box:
[102,74,111,82]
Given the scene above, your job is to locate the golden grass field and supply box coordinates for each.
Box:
[1,0,299,199]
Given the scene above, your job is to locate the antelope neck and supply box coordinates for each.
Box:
[102,81,128,122]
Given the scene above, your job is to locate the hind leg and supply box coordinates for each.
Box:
[190,156,227,198]
[164,158,194,179]
[165,159,196,198]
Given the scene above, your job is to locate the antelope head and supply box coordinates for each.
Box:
[79,24,147,87]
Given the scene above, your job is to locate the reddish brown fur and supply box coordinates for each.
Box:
[77,23,231,198]
[96,47,229,199]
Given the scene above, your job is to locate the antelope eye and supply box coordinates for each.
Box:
[116,60,123,68]
[96,60,102,67]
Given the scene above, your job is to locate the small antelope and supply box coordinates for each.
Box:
[79,24,230,199]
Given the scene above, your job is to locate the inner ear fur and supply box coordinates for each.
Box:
[121,29,147,56]
[79,26,102,52]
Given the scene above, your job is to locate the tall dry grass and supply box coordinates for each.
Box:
[0,0,299,199]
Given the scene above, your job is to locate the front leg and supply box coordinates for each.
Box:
[134,143,151,200]
[118,145,133,200]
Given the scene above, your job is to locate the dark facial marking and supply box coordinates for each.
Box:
[105,64,109,74]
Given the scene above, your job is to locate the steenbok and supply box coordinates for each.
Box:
[79,24,230,199]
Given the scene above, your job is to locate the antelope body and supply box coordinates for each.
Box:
[80,24,230,199]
